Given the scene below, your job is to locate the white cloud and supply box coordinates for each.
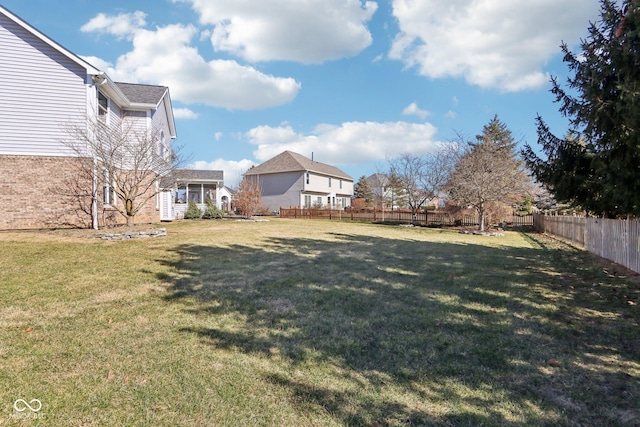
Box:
[81,17,301,110]
[174,0,378,64]
[189,158,255,189]
[389,0,600,92]
[80,55,113,72]
[402,102,430,119]
[173,108,199,119]
[80,11,146,40]
[214,132,223,141]
[245,120,441,166]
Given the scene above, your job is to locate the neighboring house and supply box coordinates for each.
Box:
[0,6,176,229]
[367,173,393,208]
[244,151,354,212]
[159,169,224,221]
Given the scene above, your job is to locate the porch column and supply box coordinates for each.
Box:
[216,182,222,209]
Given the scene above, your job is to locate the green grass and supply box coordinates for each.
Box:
[0,219,638,426]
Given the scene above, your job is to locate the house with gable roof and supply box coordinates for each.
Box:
[243,151,354,213]
[0,5,178,229]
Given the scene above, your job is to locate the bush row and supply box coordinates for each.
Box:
[183,201,225,220]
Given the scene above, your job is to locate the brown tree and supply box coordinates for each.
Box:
[61,115,180,228]
[388,145,458,221]
[445,116,532,231]
[235,179,262,218]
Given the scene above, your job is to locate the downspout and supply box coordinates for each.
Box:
[90,73,106,230]
[92,157,98,229]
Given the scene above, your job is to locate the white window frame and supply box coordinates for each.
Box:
[98,91,109,123]
[103,168,114,206]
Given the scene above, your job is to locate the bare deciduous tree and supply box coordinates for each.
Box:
[388,145,459,221]
[445,116,532,231]
[235,179,262,218]
[61,115,180,228]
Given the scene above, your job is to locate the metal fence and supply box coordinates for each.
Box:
[534,214,640,274]
[280,208,533,227]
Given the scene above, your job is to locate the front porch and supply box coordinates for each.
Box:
[159,169,224,221]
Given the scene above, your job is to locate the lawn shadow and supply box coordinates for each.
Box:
[158,229,639,426]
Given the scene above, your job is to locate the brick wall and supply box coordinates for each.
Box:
[0,155,161,230]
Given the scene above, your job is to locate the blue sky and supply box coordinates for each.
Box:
[4,0,606,187]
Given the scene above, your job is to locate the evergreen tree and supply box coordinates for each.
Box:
[354,175,373,206]
[523,0,640,217]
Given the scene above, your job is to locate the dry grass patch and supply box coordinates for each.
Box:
[0,219,638,426]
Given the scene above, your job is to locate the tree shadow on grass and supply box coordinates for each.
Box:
[158,230,639,426]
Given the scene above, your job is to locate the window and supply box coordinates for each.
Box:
[340,179,343,189]
[203,184,216,203]
[98,92,108,117]
[328,177,332,188]
[188,191,201,204]
[317,196,322,205]
[103,169,112,205]
[306,173,310,185]
[175,185,187,203]
[304,195,311,208]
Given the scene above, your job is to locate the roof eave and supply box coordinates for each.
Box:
[99,77,130,108]
[161,89,177,139]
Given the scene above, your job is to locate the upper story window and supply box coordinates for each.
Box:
[306,173,310,184]
[98,91,108,117]
[328,177,332,188]
[340,179,343,189]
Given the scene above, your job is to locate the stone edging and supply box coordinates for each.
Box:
[96,228,167,240]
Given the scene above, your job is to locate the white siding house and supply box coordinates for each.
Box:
[0,5,177,229]
[244,151,354,213]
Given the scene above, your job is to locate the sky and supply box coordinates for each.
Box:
[3,0,609,188]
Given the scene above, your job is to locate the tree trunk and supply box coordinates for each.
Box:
[126,215,135,227]
[479,208,486,231]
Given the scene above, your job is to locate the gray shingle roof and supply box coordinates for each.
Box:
[244,151,352,180]
[115,82,168,105]
[160,169,224,187]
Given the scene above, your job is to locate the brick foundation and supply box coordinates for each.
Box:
[0,155,161,230]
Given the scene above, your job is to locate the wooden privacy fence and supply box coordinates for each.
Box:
[280,208,533,228]
[534,214,640,274]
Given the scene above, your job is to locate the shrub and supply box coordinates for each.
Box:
[184,202,202,219]
[202,199,224,219]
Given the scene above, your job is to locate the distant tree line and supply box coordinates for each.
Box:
[355,115,533,231]
[357,0,640,225]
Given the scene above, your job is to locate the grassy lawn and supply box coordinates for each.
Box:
[0,219,638,426]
